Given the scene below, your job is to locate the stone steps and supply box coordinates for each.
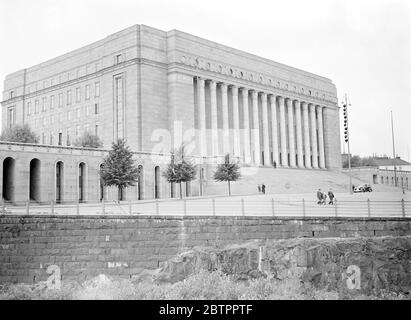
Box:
[203,167,394,196]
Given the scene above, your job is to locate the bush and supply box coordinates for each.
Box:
[73,131,103,148]
[0,124,39,143]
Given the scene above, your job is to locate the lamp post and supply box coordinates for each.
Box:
[391,110,397,187]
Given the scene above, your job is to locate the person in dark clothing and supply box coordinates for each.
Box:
[328,189,335,205]
[273,161,277,168]
[261,184,266,194]
[316,189,323,205]
[257,184,261,193]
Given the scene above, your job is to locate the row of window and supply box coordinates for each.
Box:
[31,103,100,128]
[40,123,100,146]
[26,82,100,116]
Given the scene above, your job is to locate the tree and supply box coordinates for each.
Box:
[0,124,39,143]
[163,144,196,199]
[213,154,241,196]
[100,139,139,201]
[73,131,103,148]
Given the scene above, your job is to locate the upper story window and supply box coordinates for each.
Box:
[115,54,122,64]
[42,97,47,112]
[67,90,72,105]
[58,93,63,107]
[76,87,81,102]
[9,91,14,99]
[26,101,32,116]
[35,100,39,114]
[94,103,99,115]
[85,85,90,100]
[95,82,100,97]
[50,95,55,110]
[7,106,16,128]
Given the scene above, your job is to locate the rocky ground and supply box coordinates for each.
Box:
[1,236,410,300]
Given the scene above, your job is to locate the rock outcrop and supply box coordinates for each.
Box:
[144,236,411,297]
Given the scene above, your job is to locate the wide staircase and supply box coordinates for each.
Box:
[203,167,397,196]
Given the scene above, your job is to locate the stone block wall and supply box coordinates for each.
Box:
[0,215,409,284]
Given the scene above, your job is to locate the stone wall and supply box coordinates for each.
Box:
[0,215,409,284]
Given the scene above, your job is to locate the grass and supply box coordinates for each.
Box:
[0,270,408,300]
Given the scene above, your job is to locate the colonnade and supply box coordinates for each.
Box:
[196,77,326,169]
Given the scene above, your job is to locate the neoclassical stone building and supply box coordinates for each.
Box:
[1,24,341,203]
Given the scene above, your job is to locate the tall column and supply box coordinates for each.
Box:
[221,83,230,154]
[269,95,279,166]
[261,92,270,166]
[198,78,206,156]
[252,90,261,165]
[286,98,296,167]
[309,103,318,168]
[231,85,241,158]
[302,102,311,168]
[241,88,251,163]
[278,96,287,167]
[317,105,326,168]
[294,100,304,168]
[210,80,218,156]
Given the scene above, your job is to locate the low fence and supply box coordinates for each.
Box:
[1,197,410,218]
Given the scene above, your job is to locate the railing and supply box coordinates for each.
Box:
[1,197,410,218]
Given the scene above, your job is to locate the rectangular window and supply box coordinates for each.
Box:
[85,85,90,100]
[42,133,46,144]
[42,97,47,112]
[35,119,39,128]
[27,101,32,116]
[94,103,99,114]
[95,82,100,97]
[50,95,55,110]
[66,128,71,146]
[42,117,46,127]
[85,105,90,116]
[50,132,53,145]
[76,108,80,119]
[50,115,54,125]
[85,124,90,132]
[67,90,72,105]
[58,93,63,107]
[58,112,62,122]
[76,87,81,102]
[7,106,16,128]
[76,125,80,137]
[10,91,14,99]
[67,111,72,121]
[95,123,99,136]
[35,100,39,113]
[58,131,62,146]
[115,54,122,64]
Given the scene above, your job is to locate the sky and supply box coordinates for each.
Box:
[1,0,410,160]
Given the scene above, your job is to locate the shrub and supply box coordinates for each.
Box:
[0,124,39,143]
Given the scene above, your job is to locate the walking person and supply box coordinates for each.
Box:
[328,189,335,205]
[257,184,261,193]
[261,184,266,194]
[273,161,277,169]
[316,188,323,205]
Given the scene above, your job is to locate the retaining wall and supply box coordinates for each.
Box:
[0,215,410,283]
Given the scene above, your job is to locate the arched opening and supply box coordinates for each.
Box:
[154,166,160,199]
[99,164,105,201]
[2,157,15,202]
[55,161,64,203]
[137,165,144,200]
[79,162,86,202]
[29,159,41,202]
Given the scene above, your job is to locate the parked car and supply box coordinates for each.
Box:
[353,184,372,193]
